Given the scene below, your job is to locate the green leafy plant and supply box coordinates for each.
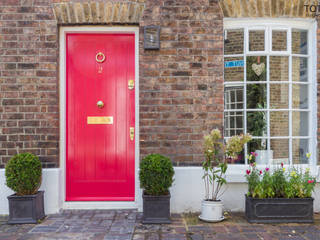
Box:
[246,154,316,198]
[5,153,42,195]
[247,104,267,151]
[139,154,174,196]
[203,129,251,201]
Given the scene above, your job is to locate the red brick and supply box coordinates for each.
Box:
[0,0,226,167]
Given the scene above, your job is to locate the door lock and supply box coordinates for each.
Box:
[97,100,104,109]
[130,127,134,141]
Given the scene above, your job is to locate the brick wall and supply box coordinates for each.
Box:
[0,0,318,167]
[139,0,224,165]
[0,0,58,167]
[0,0,224,167]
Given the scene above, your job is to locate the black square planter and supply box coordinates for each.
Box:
[245,195,314,223]
[8,191,45,224]
[142,192,171,224]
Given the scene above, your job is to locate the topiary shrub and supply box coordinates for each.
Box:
[5,153,42,195]
[139,154,174,196]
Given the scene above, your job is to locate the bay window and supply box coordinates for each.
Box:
[223,19,317,166]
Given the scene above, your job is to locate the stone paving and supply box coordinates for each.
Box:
[0,210,319,240]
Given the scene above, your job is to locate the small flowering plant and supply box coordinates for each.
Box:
[203,129,251,201]
[246,154,316,199]
[247,152,257,164]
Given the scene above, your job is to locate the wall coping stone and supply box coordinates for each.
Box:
[52,1,145,25]
[219,0,317,18]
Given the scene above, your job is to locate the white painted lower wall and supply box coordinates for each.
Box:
[170,167,320,213]
[0,169,61,214]
[0,167,319,215]
[170,168,249,212]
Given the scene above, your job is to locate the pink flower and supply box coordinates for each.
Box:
[281,162,284,167]
[308,180,314,184]
[259,170,262,175]
[250,152,257,157]
[250,163,254,167]
[265,168,269,172]
[246,170,251,175]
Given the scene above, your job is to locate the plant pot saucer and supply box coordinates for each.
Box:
[198,215,225,223]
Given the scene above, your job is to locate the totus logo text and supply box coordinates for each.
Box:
[304,3,320,16]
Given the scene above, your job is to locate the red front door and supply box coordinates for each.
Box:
[66,33,135,201]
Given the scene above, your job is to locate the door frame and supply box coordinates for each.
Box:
[59,26,140,210]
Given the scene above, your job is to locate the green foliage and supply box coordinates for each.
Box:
[272,168,287,197]
[246,163,316,199]
[5,153,42,195]
[247,109,266,139]
[139,154,174,196]
[203,129,251,200]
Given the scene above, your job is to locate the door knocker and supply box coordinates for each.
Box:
[96,52,106,63]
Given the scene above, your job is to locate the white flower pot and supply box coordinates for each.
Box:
[199,200,224,222]
[255,150,273,165]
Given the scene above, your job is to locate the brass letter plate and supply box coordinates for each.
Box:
[87,116,113,124]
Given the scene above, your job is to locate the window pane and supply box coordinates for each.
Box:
[272,30,287,51]
[227,149,245,164]
[247,84,266,109]
[270,139,289,165]
[248,139,268,164]
[270,56,288,81]
[292,29,308,54]
[293,139,309,164]
[249,30,265,51]
[224,86,244,109]
[247,111,267,136]
[270,84,289,109]
[224,29,244,55]
[224,57,244,82]
[224,111,244,137]
[292,84,308,109]
[247,56,266,81]
[292,57,308,82]
[292,112,309,136]
[270,111,289,136]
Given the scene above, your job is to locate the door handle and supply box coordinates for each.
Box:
[130,127,134,141]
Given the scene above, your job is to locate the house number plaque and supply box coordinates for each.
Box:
[87,116,113,124]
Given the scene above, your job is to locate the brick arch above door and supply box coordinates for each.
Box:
[219,0,316,18]
[52,1,145,25]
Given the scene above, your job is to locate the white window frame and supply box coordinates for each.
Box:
[223,18,318,180]
[224,86,245,136]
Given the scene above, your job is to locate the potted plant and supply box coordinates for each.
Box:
[200,129,251,222]
[5,152,45,224]
[139,154,174,224]
[245,154,316,223]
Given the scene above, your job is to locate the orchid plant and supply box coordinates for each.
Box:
[203,129,251,201]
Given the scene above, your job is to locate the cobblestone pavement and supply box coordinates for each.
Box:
[0,210,319,240]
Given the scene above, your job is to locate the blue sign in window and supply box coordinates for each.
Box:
[224,60,244,68]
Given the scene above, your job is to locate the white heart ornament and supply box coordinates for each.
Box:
[252,63,265,76]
